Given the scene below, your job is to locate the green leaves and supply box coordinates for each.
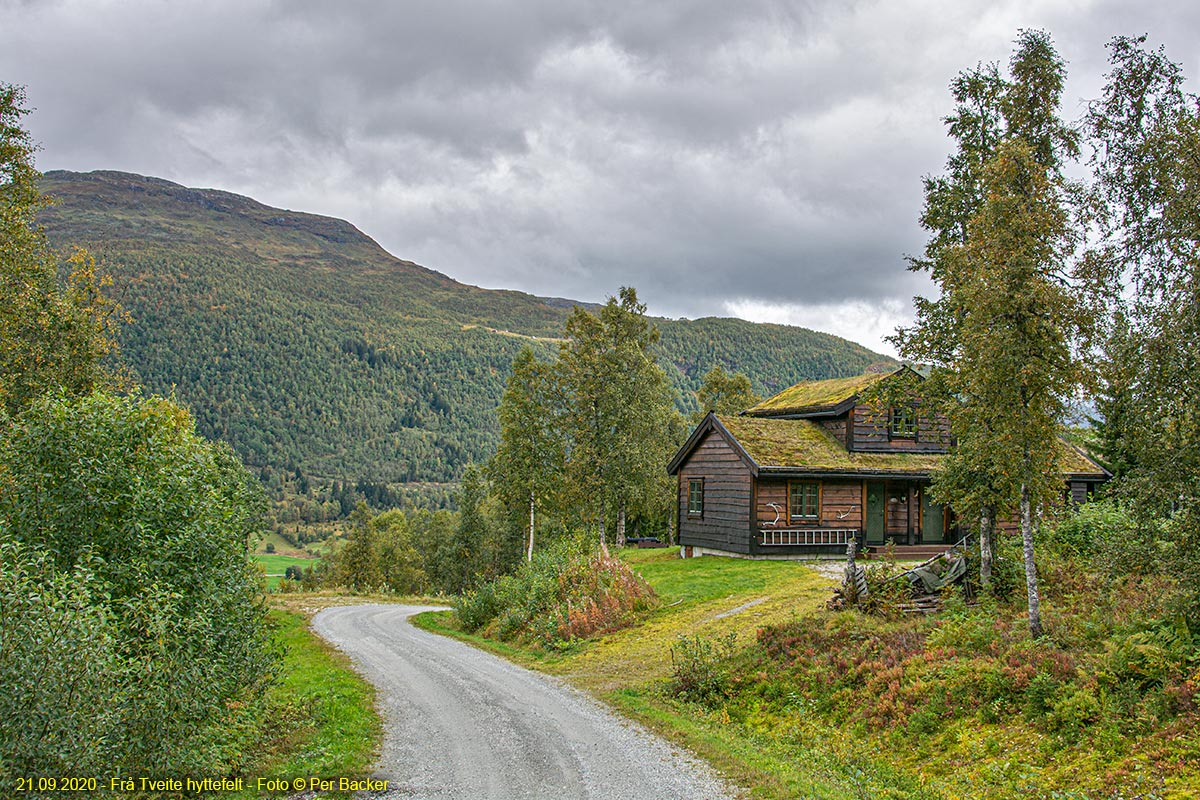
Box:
[0,392,275,777]
[692,364,761,423]
[0,86,124,419]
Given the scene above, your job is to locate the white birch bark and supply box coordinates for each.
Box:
[1020,483,1043,638]
[979,504,994,594]
[527,489,535,562]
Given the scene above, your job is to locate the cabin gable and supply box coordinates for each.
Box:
[675,427,754,555]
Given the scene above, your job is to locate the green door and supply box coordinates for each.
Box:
[921,491,946,544]
[865,482,886,544]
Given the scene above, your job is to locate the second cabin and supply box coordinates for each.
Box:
[666,367,1108,559]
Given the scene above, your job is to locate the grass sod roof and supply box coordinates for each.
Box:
[716,415,943,474]
[744,370,894,416]
[1059,442,1110,478]
[714,415,1108,478]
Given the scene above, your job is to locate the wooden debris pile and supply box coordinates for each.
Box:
[828,539,970,614]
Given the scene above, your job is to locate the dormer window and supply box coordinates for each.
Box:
[890,406,918,439]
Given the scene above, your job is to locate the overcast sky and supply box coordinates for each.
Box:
[3,1,1198,354]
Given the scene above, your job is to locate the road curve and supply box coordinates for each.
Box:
[311,604,735,800]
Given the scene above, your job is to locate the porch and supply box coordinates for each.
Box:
[754,527,956,561]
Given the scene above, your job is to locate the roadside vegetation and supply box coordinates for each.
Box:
[427,508,1199,798]
[230,608,380,798]
[455,535,658,646]
[0,84,282,794]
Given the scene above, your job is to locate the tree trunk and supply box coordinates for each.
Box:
[979,503,994,594]
[527,489,535,562]
[598,517,609,557]
[616,499,626,548]
[1020,483,1043,638]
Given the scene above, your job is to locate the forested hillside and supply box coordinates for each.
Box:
[39,170,891,484]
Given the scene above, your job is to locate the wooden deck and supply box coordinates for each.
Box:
[865,543,961,560]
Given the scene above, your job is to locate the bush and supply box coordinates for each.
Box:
[669,632,739,706]
[453,534,657,646]
[860,544,916,616]
[456,581,502,633]
[0,392,276,778]
[1050,499,1150,577]
[0,542,121,778]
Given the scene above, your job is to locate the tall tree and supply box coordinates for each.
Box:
[489,346,564,561]
[558,288,679,548]
[896,31,1089,635]
[0,84,123,416]
[898,60,1009,589]
[1084,37,1200,619]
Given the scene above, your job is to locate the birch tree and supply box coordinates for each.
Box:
[896,31,1091,634]
[490,346,563,561]
[558,288,677,548]
[0,83,124,416]
[1085,36,1200,619]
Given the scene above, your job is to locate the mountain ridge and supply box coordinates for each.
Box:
[38,169,894,484]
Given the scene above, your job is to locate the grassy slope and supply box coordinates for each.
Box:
[423,550,1200,799]
[418,551,936,798]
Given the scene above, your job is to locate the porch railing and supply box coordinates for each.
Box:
[759,528,859,547]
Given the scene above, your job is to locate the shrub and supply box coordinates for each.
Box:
[1049,499,1150,579]
[860,544,916,616]
[456,581,502,633]
[0,542,121,778]
[989,534,1024,600]
[453,534,657,646]
[0,392,276,778]
[669,632,738,706]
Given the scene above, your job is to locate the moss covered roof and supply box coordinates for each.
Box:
[715,415,1108,478]
[717,415,944,474]
[1059,442,1109,477]
[744,371,891,416]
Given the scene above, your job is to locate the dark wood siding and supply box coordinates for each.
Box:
[850,404,951,453]
[818,415,849,447]
[755,479,788,527]
[754,479,860,528]
[820,481,863,528]
[677,429,753,554]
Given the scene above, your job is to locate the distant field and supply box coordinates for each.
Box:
[251,553,320,589]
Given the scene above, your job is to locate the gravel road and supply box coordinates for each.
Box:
[311,604,736,800]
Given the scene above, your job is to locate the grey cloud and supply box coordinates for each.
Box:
[3,1,1200,354]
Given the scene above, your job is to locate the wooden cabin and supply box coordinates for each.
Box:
[667,367,1109,559]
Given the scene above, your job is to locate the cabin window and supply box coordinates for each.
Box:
[890,405,918,438]
[788,481,819,522]
[687,478,704,517]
